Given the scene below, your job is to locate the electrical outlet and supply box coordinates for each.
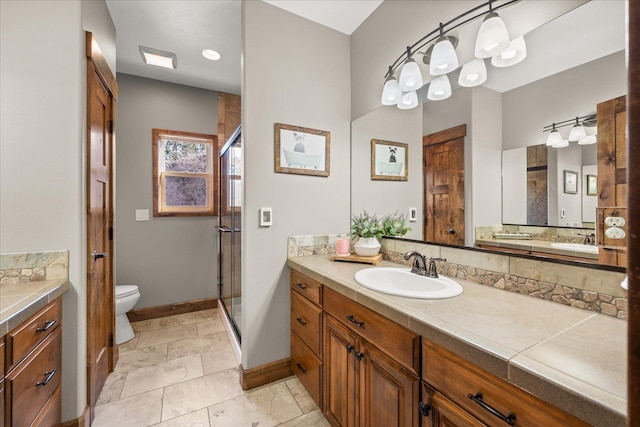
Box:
[605,216,625,227]
[605,226,626,239]
[135,209,149,221]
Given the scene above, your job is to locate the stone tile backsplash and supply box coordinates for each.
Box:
[288,235,627,319]
[0,250,69,285]
[475,225,597,243]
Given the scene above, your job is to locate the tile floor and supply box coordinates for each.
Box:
[93,308,330,427]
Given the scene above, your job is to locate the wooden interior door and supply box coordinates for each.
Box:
[86,32,117,421]
[597,95,627,267]
[423,125,466,245]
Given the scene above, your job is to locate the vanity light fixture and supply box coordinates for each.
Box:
[544,113,597,147]
[398,47,424,92]
[139,45,177,69]
[568,117,587,142]
[381,0,521,110]
[381,66,402,105]
[546,124,564,147]
[202,49,221,61]
[398,90,419,110]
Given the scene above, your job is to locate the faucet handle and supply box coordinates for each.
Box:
[426,257,446,278]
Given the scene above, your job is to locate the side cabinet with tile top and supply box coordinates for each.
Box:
[290,270,323,408]
[4,298,62,427]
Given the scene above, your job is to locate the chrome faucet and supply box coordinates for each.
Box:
[578,233,596,245]
[403,251,427,275]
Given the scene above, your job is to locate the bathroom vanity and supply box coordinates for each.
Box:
[288,255,626,426]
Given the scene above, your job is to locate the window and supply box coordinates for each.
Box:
[152,128,218,216]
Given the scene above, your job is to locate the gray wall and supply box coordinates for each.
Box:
[242,0,351,369]
[1,0,116,421]
[115,73,218,308]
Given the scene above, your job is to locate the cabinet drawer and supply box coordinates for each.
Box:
[291,332,322,407]
[290,270,322,306]
[7,328,62,427]
[6,298,61,370]
[422,340,589,427]
[324,287,420,375]
[31,385,62,427]
[291,290,322,357]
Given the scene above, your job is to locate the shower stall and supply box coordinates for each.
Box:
[217,125,242,342]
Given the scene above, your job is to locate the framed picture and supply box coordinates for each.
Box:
[371,139,408,181]
[563,170,578,194]
[586,174,597,196]
[275,123,330,177]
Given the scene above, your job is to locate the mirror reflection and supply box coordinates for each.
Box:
[350,0,626,267]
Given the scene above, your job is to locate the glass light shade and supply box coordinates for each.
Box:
[491,36,527,67]
[202,49,221,61]
[546,129,563,146]
[381,76,402,105]
[398,58,424,92]
[474,12,510,58]
[397,91,418,110]
[578,135,597,145]
[458,59,487,87]
[568,124,587,142]
[552,139,569,148]
[427,75,452,101]
[429,37,459,76]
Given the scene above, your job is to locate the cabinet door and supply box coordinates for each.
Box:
[324,314,358,427]
[422,382,486,427]
[359,340,420,427]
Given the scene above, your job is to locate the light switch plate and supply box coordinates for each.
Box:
[135,209,149,221]
[260,207,272,227]
[408,207,417,222]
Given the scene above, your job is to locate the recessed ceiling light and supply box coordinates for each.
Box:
[202,49,221,61]
[139,45,177,69]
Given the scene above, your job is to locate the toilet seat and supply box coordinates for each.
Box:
[116,285,139,298]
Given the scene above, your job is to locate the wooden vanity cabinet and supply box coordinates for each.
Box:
[323,287,421,427]
[3,298,62,427]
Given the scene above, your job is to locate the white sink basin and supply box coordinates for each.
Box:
[354,267,463,299]
[550,242,598,254]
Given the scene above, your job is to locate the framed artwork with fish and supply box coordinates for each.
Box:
[371,139,408,181]
[275,123,330,177]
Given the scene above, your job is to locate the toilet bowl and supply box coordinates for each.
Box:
[115,285,140,344]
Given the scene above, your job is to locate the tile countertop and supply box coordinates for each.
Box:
[0,279,71,337]
[287,255,627,427]
[475,238,600,260]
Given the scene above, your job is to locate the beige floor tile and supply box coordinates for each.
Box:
[115,343,168,373]
[121,354,203,398]
[92,388,163,427]
[136,323,198,348]
[285,376,318,413]
[171,309,219,326]
[161,367,244,420]
[152,408,209,427]
[279,409,330,427]
[207,382,303,426]
[196,319,225,336]
[96,371,127,405]
[118,336,139,354]
[132,317,172,333]
[167,331,229,360]
[201,346,238,375]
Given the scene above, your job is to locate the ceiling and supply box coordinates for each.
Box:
[106,0,625,96]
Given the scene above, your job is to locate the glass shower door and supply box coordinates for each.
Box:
[218,126,242,340]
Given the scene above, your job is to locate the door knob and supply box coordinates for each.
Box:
[446,228,456,235]
[92,251,108,260]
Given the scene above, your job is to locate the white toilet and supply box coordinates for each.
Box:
[115,285,140,344]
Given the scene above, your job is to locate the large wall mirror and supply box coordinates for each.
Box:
[350,0,626,267]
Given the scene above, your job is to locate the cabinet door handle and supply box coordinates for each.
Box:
[36,319,57,332]
[419,401,432,417]
[346,344,355,353]
[345,315,365,328]
[355,352,365,361]
[296,317,307,326]
[296,363,307,374]
[296,283,308,290]
[468,393,516,425]
[36,370,57,387]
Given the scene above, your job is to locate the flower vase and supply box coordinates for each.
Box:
[354,237,381,257]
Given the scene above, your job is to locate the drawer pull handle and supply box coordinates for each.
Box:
[296,363,307,374]
[346,344,355,353]
[345,315,364,328]
[296,317,307,326]
[296,283,308,290]
[468,393,516,426]
[355,351,365,361]
[36,319,57,332]
[36,370,57,387]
